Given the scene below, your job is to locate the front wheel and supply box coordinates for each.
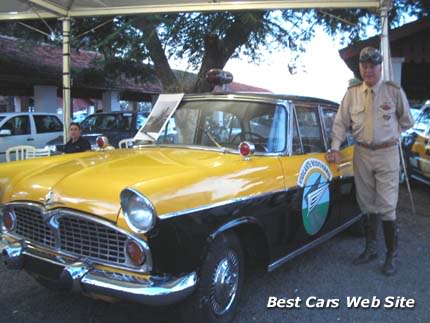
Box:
[181,231,244,323]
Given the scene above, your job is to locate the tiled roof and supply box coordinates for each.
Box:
[0,34,270,97]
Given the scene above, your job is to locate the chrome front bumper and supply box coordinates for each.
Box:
[0,238,197,306]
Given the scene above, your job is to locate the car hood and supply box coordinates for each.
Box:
[1,147,284,224]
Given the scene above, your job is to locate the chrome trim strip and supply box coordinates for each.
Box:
[81,270,198,306]
[23,247,73,267]
[268,214,363,272]
[182,94,287,105]
[159,189,288,220]
[2,202,152,273]
[136,144,287,157]
[411,174,430,186]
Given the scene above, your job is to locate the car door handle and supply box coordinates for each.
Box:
[27,138,34,141]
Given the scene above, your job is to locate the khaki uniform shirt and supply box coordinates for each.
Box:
[331,80,414,151]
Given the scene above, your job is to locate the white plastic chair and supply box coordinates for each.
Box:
[118,138,134,149]
[5,145,36,162]
[26,148,51,159]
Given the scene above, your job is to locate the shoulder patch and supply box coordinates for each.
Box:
[385,81,400,89]
[348,80,362,89]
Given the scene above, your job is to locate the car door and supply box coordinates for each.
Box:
[32,114,63,148]
[276,102,355,255]
[0,115,33,162]
[320,105,356,226]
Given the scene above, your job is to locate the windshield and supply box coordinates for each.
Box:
[80,113,133,132]
[0,116,5,123]
[155,99,287,153]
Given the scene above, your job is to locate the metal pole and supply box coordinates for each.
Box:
[399,138,416,215]
[380,0,393,81]
[62,17,71,144]
[380,0,416,215]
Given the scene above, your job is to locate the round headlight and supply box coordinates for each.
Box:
[121,189,156,233]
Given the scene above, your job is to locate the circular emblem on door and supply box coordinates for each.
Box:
[297,158,332,235]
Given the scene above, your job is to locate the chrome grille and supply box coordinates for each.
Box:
[58,216,127,264]
[13,206,55,247]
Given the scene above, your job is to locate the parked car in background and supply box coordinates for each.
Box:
[410,103,427,121]
[45,111,149,152]
[0,112,63,162]
[72,111,88,123]
[0,88,361,322]
[402,103,430,185]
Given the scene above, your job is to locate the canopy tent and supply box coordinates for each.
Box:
[0,0,389,141]
[0,1,381,20]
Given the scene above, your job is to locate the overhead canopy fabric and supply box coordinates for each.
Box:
[0,0,380,20]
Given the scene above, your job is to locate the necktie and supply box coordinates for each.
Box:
[363,88,373,144]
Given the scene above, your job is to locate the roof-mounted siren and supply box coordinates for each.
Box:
[206,69,233,91]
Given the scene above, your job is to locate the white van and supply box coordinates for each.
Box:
[0,112,63,162]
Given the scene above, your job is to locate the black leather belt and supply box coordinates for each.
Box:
[356,140,398,150]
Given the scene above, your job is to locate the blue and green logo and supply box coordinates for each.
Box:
[297,158,332,235]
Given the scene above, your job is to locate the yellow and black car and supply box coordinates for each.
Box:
[1,91,361,322]
[402,104,430,185]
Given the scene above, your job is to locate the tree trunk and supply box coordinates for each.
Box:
[192,13,264,93]
[133,18,180,93]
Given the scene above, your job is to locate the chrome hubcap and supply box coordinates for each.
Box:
[210,249,239,315]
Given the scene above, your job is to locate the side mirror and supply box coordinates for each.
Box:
[0,129,12,136]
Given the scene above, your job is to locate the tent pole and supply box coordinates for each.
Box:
[380,0,393,81]
[62,17,71,143]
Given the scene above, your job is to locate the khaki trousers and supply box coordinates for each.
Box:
[353,144,400,221]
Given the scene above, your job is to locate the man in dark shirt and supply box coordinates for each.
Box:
[63,122,91,153]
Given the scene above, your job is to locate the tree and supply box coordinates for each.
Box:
[0,1,427,93]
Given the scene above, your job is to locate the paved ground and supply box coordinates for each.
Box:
[0,183,429,323]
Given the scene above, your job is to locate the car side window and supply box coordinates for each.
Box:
[34,115,63,133]
[321,106,353,150]
[292,109,303,154]
[0,116,31,135]
[295,105,325,153]
[321,107,336,145]
[413,108,430,133]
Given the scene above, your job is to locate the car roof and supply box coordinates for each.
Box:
[0,112,59,116]
[183,92,339,107]
[90,111,147,115]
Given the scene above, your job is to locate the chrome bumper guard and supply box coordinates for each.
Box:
[0,238,197,306]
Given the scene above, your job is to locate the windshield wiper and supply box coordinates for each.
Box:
[199,127,227,152]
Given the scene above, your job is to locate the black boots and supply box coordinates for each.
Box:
[353,215,399,276]
[353,214,380,265]
[382,220,398,276]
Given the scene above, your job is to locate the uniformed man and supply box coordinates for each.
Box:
[63,122,91,154]
[326,47,414,276]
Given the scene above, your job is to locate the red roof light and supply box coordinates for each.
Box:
[239,142,255,159]
[206,69,233,86]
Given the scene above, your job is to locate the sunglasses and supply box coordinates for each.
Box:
[359,52,382,65]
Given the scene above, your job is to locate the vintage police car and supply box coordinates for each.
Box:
[402,103,430,185]
[0,85,361,322]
